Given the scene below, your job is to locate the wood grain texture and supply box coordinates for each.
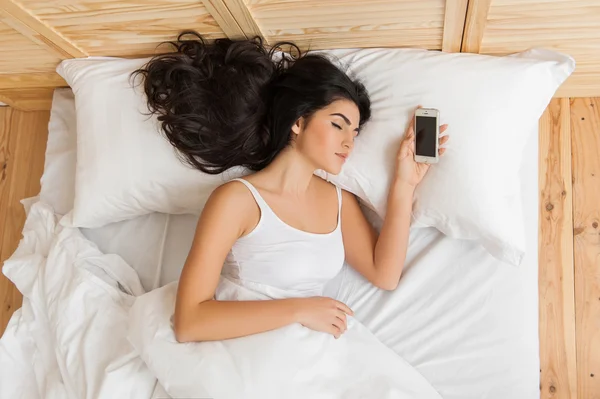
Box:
[0,72,66,90]
[17,0,225,56]
[571,97,600,398]
[246,0,445,50]
[0,87,54,110]
[461,0,492,52]
[200,0,246,39]
[538,97,578,399]
[0,19,62,74]
[0,107,49,337]
[0,0,87,58]
[442,0,468,52]
[221,0,265,40]
[480,0,600,98]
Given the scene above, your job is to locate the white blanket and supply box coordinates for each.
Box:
[3,199,441,399]
[129,277,441,399]
[1,200,157,399]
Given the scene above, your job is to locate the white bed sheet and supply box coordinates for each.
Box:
[35,88,538,398]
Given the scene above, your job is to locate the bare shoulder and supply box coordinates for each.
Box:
[210,178,253,200]
[201,179,260,236]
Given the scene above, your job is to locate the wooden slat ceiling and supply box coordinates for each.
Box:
[16,0,225,56]
[246,0,446,50]
[0,19,63,74]
[0,0,599,109]
[478,0,600,98]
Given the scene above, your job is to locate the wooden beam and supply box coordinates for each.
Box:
[442,0,469,52]
[556,75,600,98]
[0,72,66,90]
[0,88,54,111]
[571,97,600,398]
[0,0,87,59]
[201,0,266,42]
[461,0,492,53]
[200,0,246,39]
[538,98,578,399]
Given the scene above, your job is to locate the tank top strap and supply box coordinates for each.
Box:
[335,185,342,225]
[230,178,271,214]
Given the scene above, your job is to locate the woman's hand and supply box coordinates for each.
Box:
[292,296,354,339]
[395,106,449,187]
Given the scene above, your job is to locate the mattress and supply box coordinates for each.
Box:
[23,88,539,398]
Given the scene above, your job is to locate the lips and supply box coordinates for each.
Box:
[336,153,348,160]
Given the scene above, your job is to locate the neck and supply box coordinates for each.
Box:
[261,146,316,196]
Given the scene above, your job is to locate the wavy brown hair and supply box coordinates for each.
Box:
[132,31,371,174]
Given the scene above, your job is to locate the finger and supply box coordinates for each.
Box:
[400,135,413,152]
[439,148,447,156]
[398,147,409,162]
[332,319,344,331]
[439,124,449,134]
[439,135,450,145]
[404,131,415,147]
[336,311,348,330]
[330,323,342,334]
[335,301,354,316]
[330,323,342,338]
[334,318,346,333]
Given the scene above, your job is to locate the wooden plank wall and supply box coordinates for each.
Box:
[570,98,600,398]
[539,98,578,398]
[0,107,49,331]
[539,98,600,398]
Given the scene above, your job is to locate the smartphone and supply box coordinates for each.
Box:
[414,108,439,164]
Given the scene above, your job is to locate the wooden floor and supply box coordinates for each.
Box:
[0,99,599,398]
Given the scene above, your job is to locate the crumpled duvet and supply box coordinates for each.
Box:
[2,199,440,399]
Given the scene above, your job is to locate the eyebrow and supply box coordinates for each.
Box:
[330,113,359,131]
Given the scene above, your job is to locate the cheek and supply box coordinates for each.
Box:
[313,126,338,152]
[300,125,335,154]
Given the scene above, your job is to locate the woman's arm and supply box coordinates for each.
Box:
[340,183,413,291]
[174,182,298,343]
[342,107,448,291]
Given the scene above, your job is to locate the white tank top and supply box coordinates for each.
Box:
[221,178,345,298]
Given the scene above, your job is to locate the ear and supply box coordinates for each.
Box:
[291,117,304,135]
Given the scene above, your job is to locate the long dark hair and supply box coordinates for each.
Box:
[133,31,371,174]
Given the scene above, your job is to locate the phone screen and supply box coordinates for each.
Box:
[415,116,437,157]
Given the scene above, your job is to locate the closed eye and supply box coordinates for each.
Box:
[331,122,342,130]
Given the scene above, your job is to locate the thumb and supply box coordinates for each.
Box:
[406,130,415,150]
[399,137,411,159]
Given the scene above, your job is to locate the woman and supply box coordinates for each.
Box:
[135,31,448,344]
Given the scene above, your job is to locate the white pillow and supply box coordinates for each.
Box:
[56,57,246,228]
[315,48,574,265]
[40,88,77,216]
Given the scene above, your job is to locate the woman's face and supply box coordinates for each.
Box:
[292,99,360,175]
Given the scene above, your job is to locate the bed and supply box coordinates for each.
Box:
[3,0,594,397]
[0,85,540,398]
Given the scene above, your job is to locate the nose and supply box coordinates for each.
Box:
[343,137,354,151]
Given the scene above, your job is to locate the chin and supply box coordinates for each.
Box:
[319,164,342,176]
